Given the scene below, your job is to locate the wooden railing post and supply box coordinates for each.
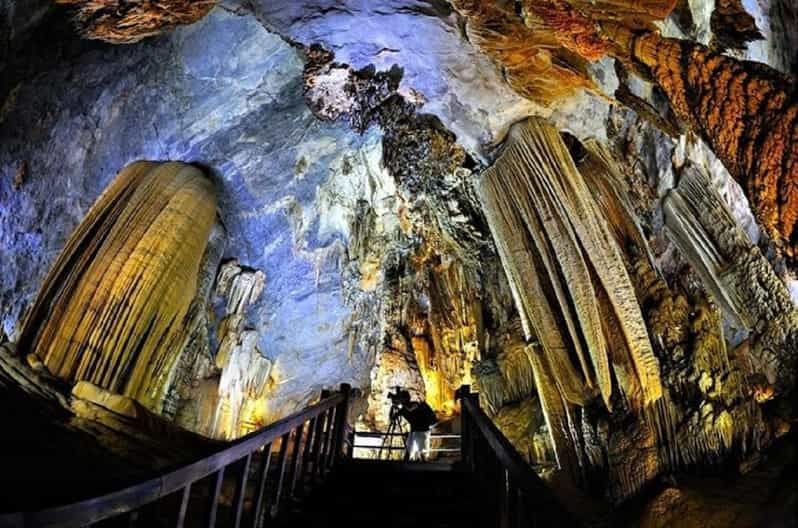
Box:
[311,410,326,480]
[232,454,251,528]
[298,415,318,495]
[252,443,273,528]
[457,385,478,471]
[271,432,292,517]
[319,407,335,476]
[207,468,225,528]
[287,423,306,498]
[333,383,352,466]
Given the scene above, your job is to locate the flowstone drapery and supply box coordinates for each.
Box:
[17,161,217,412]
[664,167,798,394]
[479,117,662,477]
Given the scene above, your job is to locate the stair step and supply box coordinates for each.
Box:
[274,460,487,528]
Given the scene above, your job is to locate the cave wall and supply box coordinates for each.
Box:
[0,9,387,423]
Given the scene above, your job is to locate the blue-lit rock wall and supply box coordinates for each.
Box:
[0,9,386,415]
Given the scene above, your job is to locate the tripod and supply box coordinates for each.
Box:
[378,403,408,460]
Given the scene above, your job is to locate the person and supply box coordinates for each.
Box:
[395,391,438,461]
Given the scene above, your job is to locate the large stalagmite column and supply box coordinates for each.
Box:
[18,161,218,412]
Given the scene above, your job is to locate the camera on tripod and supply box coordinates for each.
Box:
[387,386,411,409]
[379,387,411,460]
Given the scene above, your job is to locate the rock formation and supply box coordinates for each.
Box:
[605,25,798,266]
[480,117,662,411]
[55,0,217,43]
[479,118,667,484]
[663,166,798,395]
[448,0,596,104]
[205,261,272,439]
[17,161,217,412]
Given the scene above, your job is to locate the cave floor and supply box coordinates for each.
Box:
[612,435,798,527]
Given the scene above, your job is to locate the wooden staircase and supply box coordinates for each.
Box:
[0,385,580,528]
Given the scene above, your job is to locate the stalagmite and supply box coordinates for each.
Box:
[18,161,217,412]
[208,260,271,439]
[480,118,662,413]
[663,167,798,391]
[605,25,798,263]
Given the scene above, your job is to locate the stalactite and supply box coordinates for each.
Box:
[571,137,774,500]
[449,0,678,104]
[206,260,271,440]
[18,161,217,412]
[521,0,676,59]
[710,0,763,50]
[528,345,582,478]
[605,25,798,264]
[663,167,798,393]
[473,332,537,415]
[55,0,217,44]
[480,118,662,418]
[449,0,596,104]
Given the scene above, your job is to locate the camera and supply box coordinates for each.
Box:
[386,387,411,419]
[387,386,411,406]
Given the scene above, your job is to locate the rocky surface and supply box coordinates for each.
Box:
[0,8,385,422]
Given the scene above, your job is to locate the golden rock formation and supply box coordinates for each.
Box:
[663,167,798,393]
[55,0,217,44]
[449,0,596,104]
[450,0,676,104]
[479,118,666,481]
[18,161,217,413]
[480,118,662,411]
[473,327,536,416]
[168,259,272,440]
[577,141,771,498]
[606,26,798,264]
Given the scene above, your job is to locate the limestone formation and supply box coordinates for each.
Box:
[480,117,662,413]
[17,161,217,412]
[473,328,536,416]
[606,26,798,265]
[663,166,798,393]
[575,139,772,500]
[449,0,676,104]
[55,0,217,43]
[170,259,272,440]
[449,0,596,104]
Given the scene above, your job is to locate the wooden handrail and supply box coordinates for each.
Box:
[457,385,581,527]
[0,384,352,528]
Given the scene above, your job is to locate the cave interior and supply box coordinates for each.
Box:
[0,0,797,526]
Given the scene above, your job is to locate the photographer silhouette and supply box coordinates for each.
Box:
[391,389,437,461]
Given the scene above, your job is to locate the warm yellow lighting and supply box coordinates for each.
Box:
[19,161,217,413]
